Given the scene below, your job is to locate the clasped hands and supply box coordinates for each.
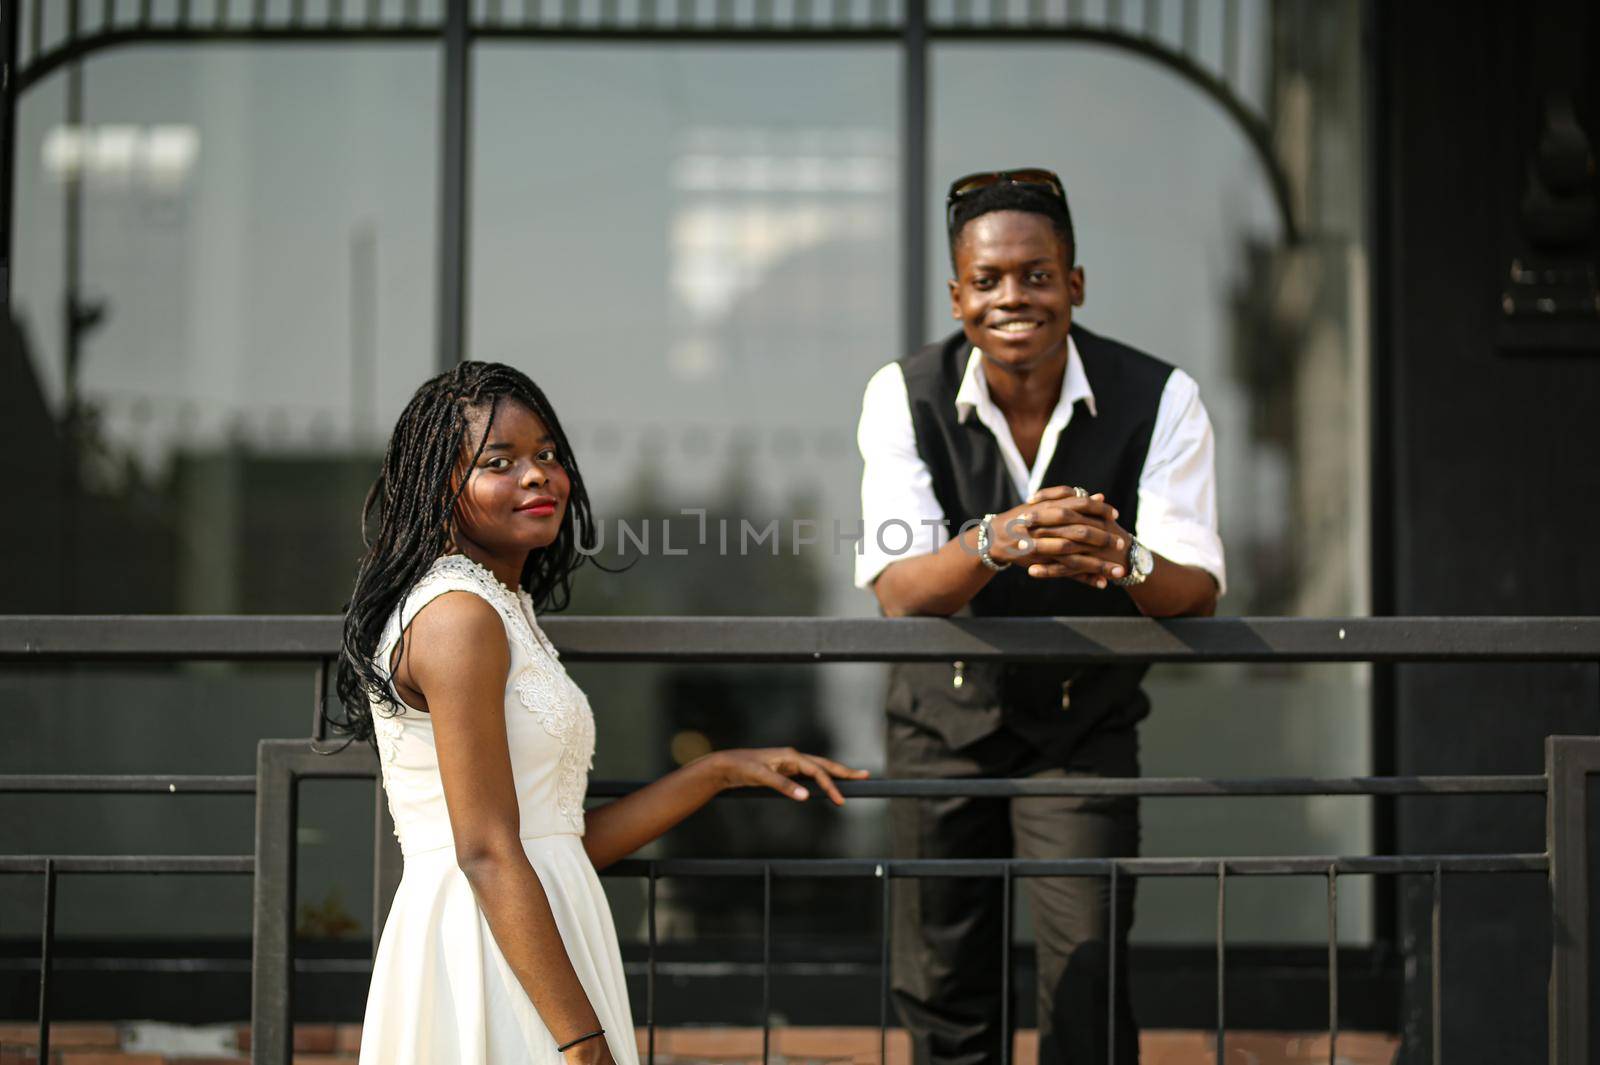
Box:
[986,485,1131,589]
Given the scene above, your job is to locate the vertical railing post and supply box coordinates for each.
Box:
[1108,862,1119,1065]
[37,857,56,1064]
[310,660,329,742]
[646,862,657,1065]
[1327,865,1339,1065]
[1547,735,1598,1065]
[879,863,890,1065]
[252,742,299,1065]
[1215,861,1227,1063]
[761,863,772,1064]
[1431,865,1441,1065]
[1000,863,1012,1065]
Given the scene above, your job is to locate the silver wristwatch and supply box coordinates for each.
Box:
[977,513,1010,572]
[1112,538,1153,587]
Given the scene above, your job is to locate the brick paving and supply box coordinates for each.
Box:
[0,1023,1399,1064]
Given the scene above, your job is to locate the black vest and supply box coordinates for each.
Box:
[886,324,1174,754]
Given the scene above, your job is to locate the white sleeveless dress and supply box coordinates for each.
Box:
[357,554,637,1065]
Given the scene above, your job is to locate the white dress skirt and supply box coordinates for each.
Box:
[357,554,637,1065]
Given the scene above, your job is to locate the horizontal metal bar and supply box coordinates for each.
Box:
[255,739,378,780]
[11,13,1281,48]
[0,956,363,974]
[0,772,1541,800]
[604,854,1548,879]
[3,616,1597,663]
[587,775,1547,798]
[549,616,1600,662]
[0,615,341,659]
[0,943,1397,967]
[0,856,253,874]
[0,767,1559,800]
[0,775,257,794]
[475,26,900,41]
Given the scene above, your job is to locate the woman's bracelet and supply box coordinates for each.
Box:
[557,1028,606,1053]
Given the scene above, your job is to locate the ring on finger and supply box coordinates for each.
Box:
[1071,485,1089,498]
[1017,537,1031,553]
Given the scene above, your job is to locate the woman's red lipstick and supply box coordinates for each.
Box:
[516,497,559,517]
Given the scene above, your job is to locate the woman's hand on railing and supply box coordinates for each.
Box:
[703,747,870,806]
[582,747,869,868]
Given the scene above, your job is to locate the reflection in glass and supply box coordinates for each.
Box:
[473,44,900,937]
[3,47,439,943]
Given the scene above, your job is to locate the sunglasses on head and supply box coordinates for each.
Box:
[945,168,1067,226]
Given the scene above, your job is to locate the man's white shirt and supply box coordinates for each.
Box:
[855,335,1226,594]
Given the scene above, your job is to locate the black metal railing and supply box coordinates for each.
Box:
[2,615,1597,1065]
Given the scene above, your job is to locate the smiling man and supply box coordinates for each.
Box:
[856,171,1225,1065]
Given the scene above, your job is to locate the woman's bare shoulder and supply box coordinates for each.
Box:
[403,590,511,696]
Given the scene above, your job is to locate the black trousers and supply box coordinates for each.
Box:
[888,715,1140,1065]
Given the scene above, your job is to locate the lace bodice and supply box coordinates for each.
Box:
[370,554,597,854]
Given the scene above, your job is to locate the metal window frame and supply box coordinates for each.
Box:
[0,0,1298,366]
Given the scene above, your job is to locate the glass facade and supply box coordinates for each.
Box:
[4,45,438,943]
[471,42,902,940]
[2,3,1371,961]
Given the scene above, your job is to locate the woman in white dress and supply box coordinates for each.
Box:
[331,362,866,1065]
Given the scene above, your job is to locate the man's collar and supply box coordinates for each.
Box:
[955,334,1098,424]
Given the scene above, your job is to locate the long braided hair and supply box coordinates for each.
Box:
[329,361,598,743]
